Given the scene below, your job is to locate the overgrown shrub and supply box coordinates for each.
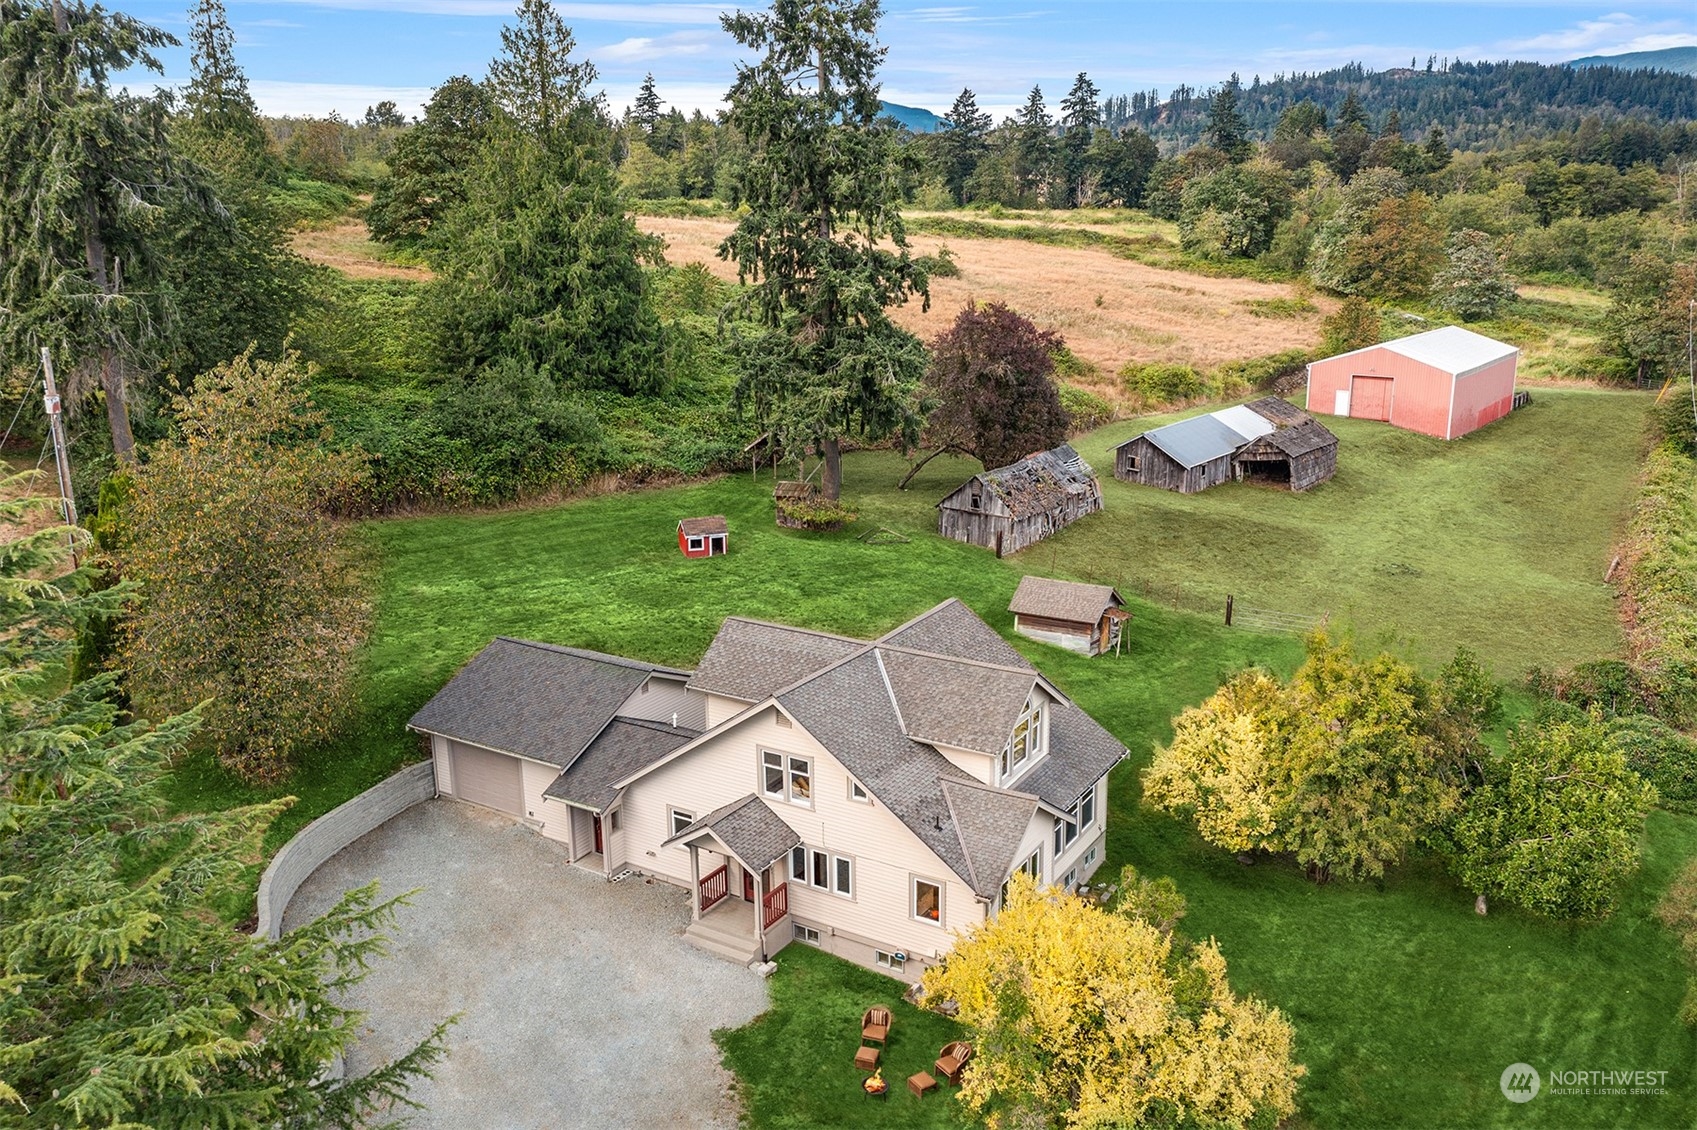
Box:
[268,176,358,227]
[1122,362,1204,404]
[1608,714,1697,813]
[1209,349,1313,394]
[1050,346,1101,383]
[914,243,961,278]
[1058,383,1114,431]
[775,496,856,530]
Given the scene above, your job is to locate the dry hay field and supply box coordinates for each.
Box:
[638,214,1326,385]
[292,218,433,283]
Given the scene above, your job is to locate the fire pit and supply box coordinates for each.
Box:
[863,1070,888,1100]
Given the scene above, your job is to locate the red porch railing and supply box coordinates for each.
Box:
[762,881,789,930]
[699,865,729,913]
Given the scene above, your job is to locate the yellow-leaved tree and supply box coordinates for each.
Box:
[1140,670,1285,853]
[920,874,1303,1128]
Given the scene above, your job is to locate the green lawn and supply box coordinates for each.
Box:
[165,385,1694,1126]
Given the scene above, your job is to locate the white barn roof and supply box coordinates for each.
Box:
[1212,404,1278,441]
[1377,326,1518,377]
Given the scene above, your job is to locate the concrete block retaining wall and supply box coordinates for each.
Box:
[253,760,438,940]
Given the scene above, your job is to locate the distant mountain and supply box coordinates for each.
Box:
[880,101,948,133]
[1568,46,1697,77]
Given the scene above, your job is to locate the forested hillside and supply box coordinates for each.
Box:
[1107,59,1697,152]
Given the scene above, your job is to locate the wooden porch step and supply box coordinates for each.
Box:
[683,923,762,965]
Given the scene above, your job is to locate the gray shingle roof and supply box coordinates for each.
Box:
[544,718,699,812]
[408,639,682,768]
[879,599,1032,668]
[1243,395,1311,427]
[879,649,1037,756]
[687,618,864,703]
[1008,576,1124,625]
[777,650,986,893]
[664,794,801,873]
[678,515,727,536]
[1014,701,1128,810]
[940,778,1039,896]
[955,444,1100,519]
[1238,419,1337,459]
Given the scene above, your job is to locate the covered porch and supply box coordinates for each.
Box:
[664,794,800,965]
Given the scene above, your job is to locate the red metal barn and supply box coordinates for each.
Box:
[1305,326,1519,440]
[677,516,728,558]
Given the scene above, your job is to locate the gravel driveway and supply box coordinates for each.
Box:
[283,800,771,1129]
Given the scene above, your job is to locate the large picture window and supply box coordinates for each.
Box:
[761,749,813,806]
[913,877,943,924]
[1000,695,1045,781]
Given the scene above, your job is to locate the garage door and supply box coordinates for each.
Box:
[451,742,524,815]
[1351,376,1393,421]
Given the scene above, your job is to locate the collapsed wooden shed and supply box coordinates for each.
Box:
[937,444,1104,556]
[1230,397,1339,491]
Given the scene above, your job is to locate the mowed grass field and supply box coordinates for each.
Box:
[164,385,1692,1127]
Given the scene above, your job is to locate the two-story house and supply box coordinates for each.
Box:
[408,599,1126,980]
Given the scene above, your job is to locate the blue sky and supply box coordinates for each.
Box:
[112,0,1697,120]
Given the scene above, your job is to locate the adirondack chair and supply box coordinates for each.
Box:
[860,1005,891,1047]
[935,1041,973,1086]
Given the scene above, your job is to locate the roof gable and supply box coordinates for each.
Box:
[663,794,801,873]
[879,648,1038,756]
[1379,325,1518,375]
[408,638,673,768]
[687,618,864,703]
[879,598,1032,668]
[940,778,1040,895]
[1135,413,1253,469]
[544,717,699,812]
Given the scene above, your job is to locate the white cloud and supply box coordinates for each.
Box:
[1500,12,1696,58]
[597,30,715,63]
[249,79,435,117]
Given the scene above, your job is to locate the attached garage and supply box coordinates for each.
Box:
[1306,326,1519,440]
[447,740,524,815]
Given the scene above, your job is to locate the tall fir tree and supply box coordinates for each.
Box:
[1058,71,1100,206]
[485,0,599,143]
[718,0,929,501]
[939,87,992,205]
[1203,74,1251,161]
[633,71,663,131]
[1014,84,1054,202]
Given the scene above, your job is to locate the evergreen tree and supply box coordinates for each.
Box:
[485,0,599,143]
[718,0,929,501]
[1014,84,1053,202]
[0,0,202,462]
[938,87,992,205]
[0,479,450,1124]
[633,71,663,132]
[367,75,500,249]
[1203,74,1251,161]
[1058,71,1101,206]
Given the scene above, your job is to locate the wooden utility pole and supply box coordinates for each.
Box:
[40,348,79,563]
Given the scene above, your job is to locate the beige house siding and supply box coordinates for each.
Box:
[932,743,996,785]
[619,674,708,730]
[703,693,753,729]
[430,734,454,795]
[617,706,986,970]
[520,759,569,843]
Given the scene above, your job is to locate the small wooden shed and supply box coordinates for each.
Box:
[937,444,1103,557]
[1114,398,1336,494]
[1230,397,1338,491]
[1305,326,1519,440]
[1009,576,1131,657]
[678,515,727,558]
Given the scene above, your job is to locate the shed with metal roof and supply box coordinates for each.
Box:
[1305,326,1520,440]
[1114,397,1337,493]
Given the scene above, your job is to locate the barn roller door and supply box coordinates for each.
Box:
[1351,376,1393,422]
[450,742,523,816]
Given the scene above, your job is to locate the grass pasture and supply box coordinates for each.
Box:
[161,385,1691,1127]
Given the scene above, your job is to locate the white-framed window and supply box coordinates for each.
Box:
[848,778,871,804]
[1083,845,1098,869]
[609,810,620,832]
[793,922,821,945]
[1000,695,1045,782]
[1000,849,1041,908]
[791,844,854,898]
[875,950,906,973]
[669,807,695,837]
[687,535,704,551]
[1064,868,1078,889]
[1053,811,1078,856]
[912,876,943,925]
[760,749,813,806]
[1079,783,1096,830]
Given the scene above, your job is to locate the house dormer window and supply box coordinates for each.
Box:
[999,694,1045,782]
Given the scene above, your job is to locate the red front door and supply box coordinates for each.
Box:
[592,814,604,854]
[742,868,755,902]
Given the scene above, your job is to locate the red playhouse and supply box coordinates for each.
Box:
[1305,326,1519,440]
[677,515,728,558]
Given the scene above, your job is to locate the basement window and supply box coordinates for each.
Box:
[793,923,821,946]
[875,950,906,973]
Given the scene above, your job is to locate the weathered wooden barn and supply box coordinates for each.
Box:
[937,444,1103,556]
[1305,325,1519,440]
[1008,576,1132,657]
[1113,398,1337,494]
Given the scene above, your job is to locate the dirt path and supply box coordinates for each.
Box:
[639,214,1325,380]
